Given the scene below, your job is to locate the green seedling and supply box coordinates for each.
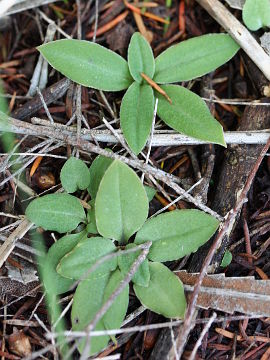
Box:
[38,32,239,155]
[243,0,270,31]
[221,250,233,268]
[26,155,220,355]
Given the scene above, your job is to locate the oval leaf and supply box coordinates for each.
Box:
[57,236,117,280]
[157,85,226,146]
[128,32,155,83]
[88,154,113,199]
[118,244,150,287]
[102,269,129,332]
[154,34,239,83]
[60,157,90,193]
[71,274,110,355]
[120,82,154,155]
[43,231,87,295]
[135,209,219,262]
[38,39,133,91]
[243,0,270,31]
[95,160,149,243]
[25,193,86,233]
[134,262,186,318]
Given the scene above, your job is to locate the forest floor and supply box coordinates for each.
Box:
[1,0,270,359]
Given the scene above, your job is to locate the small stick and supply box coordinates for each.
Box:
[124,0,169,24]
[195,0,270,81]
[141,98,158,183]
[132,0,153,43]
[189,312,217,360]
[11,116,270,146]
[87,11,128,39]
[49,314,265,341]
[102,117,136,159]
[243,216,252,265]
[36,87,54,124]
[0,0,16,16]
[38,10,71,39]
[141,73,172,104]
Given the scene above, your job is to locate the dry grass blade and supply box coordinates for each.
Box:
[0,218,33,268]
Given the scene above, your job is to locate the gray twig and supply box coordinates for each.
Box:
[141,98,158,183]
[189,312,217,360]
[0,112,223,220]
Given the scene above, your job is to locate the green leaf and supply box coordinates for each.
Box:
[221,250,233,268]
[120,82,154,155]
[25,194,86,233]
[0,81,7,114]
[156,85,226,147]
[72,269,129,356]
[135,209,219,262]
[102,269,129,332]
[128,32,155,83]
[144,185,156,202]
[134,262,186,318]
[57,236,117,280]
[60,157,90,193]
[243,0,270,31]
[38,39,133,91]
[118,244,150,287]
[43,231,87,295]
[95,160,149,243]
[88,154,113,199]
[86,200,98,234]
[71,274,110,356]
[154,34,239,83]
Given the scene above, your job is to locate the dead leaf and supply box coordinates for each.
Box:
[8,328,31,357]
[176,271,270,316]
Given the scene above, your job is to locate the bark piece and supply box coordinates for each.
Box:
[177,271,270,316]
[0,277,40,298]
[12,78,70,120]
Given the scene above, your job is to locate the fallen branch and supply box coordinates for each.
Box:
[4,116,270,146]
[1,0,58,16]
[0,112,223,220]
